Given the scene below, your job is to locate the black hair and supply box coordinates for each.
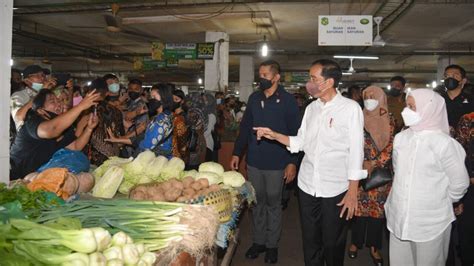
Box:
[32,89,55,111]
[90,78,108,95]
[173,89,185,100]
[390,76,406,86]
[151,83,174,112]
[259,60,281,74]
[348,85,361,95]
[167,83,176,91]
[102,73,118,81]
[11,68,21,75]
[128,79,143,87]
[215,91,224,98]
[73,85,81,94]
[311,59,342,88]
[445,64,467,79]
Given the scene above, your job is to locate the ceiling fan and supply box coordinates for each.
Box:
[69,3,157,41]
[373,17,411,47]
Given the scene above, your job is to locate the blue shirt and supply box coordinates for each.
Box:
[139,111,173,159]
[233,86,301,170]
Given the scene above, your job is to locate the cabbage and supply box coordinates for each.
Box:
[160,157,185,180]
[181,170,198,179]
[222,171,246,188]
[92,166,124,198]
[93,157,132,180]
[196,171,223,185]
[144,156,168,180]
[134,150,156,168]
[198,162,224,177]
[121,150,156,186]
[118,179,136,195]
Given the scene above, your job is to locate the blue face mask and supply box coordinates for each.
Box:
[108,83,120,93]
[216,98,222,105]
[31,82,43,92]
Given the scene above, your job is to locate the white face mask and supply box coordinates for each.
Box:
[401,107,422,126]
[364,99,379,111]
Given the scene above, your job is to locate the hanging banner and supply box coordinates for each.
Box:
[318,15,372,46]
[142,56,166,70]
[284,72,309,83]
[151,42,165,61]
[196,43,215,59]
[164,43,197,60]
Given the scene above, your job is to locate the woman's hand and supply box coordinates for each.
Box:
[104,127,120,143]
[87,113,99,130]
[43,78,57,89]
[78,89,101,111]
[253,127,277,140]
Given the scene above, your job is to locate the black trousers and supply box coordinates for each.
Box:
[458,186,474,266]
[299,188,348,266]
[351,216,384,250]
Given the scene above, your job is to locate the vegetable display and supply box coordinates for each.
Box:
[37,199,219,259]
[0,219,156,266]
[92,166,124,199]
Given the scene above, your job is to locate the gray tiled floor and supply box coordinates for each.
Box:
[231,196,389,266]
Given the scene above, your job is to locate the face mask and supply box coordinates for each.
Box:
[305,80,328,96]
[390,89,402,97]
[147,99,162,117]
[259,78,274,90]
[216,98,222,105]
[364,99,379,111]
[401,107,422,127]
[172,102,181,111]
[444,77,460,91]
[105,95,119,102]
[241,106,246,112]
[108,83,120,93]
[129,91,140,101]
[73,96,83,107]
[31,82,43,92]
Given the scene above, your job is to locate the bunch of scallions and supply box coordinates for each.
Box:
[37,199,219,259]
[0,218,156,266]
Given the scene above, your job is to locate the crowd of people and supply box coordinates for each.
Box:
[8,67,247,179]
[7,59,473,266]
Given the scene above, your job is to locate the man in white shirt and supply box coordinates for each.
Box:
[254,59,367,266]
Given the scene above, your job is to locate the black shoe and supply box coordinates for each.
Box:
[245,243,266,259]
[371,250,383,266]
[264,248,278,264]
[348,248,358,259]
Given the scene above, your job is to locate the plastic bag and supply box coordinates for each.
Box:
[0,201,27,223]
[38,148,90,174]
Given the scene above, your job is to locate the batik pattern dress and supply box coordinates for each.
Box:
[172,112,189,160]
[139,111,174,159]
[356,116,395,219]
[456,112,473,178]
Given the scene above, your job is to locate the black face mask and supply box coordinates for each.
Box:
[259,78,274,90]
[390,89,402,97]
[147,99,162,117]
[105,95,119,102]
[129,91,141,101]
[172,102,181,111]
[444,77,460,91]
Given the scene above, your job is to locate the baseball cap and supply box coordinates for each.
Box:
[22,65,50,77]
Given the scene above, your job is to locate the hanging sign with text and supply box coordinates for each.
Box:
[318,15,373,46]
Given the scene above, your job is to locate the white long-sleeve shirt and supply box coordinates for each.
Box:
[289,93,367,198]
[385,129,469,242]
[204,113,216,151]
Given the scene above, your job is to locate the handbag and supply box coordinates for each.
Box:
[361,131,393,191]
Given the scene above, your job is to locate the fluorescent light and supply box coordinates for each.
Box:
[339,82,343,85]
[407,87,412,92]
[342,72,353,76]
[440,79,444,82]
[261,43,268,57]
[10,59,13,66]
[333,55,379,60]
[235,91,240,95]
[198,78,203,85]
[431,81,437,88]
[87,81,91,86]
[426,84,430,87]
[387,85,391,90]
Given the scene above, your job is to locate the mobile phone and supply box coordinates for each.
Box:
[53,73,71,87]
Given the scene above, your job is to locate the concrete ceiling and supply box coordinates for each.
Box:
[11,0,474,88]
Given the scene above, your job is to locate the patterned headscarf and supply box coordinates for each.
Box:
[186,92,207,130]
[202,93,217,117]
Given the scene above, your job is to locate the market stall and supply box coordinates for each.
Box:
[0,151,255,266]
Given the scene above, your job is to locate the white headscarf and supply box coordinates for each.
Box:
[407,89,450,134]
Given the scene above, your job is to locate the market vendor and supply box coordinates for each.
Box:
[105,83,174,158]
[10,89,100,180]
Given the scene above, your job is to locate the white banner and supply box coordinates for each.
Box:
[318,15,373,46]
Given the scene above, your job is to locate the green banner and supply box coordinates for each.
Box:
[196,43,215,59]
[142,56,166,70]
[284,72,308,83]
[164,43,197,60]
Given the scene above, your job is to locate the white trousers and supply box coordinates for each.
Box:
[389,224,451,266]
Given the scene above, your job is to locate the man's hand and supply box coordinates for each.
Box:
[284,164,297,184]
[43,78,57,89]
[87,113,99,130]
[65,79,74,90]
[230,155,240,170]
[104,127,120,143]
[337,180,359,220]
[253,127,277,140]
[78,90,101,111]
[454,203,464,216]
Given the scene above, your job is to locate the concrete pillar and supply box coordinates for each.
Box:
[437,56,455,83]
[238,56,254,103]
[204,32,229,92]
[0,0,13,184]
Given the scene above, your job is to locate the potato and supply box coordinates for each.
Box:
[209,184,220,192]
[172,181,184,190]
[164,188,181,202]
[148,186,163,197]
[183,188,195,197]
[191,182,202,191]
[76,172,95,193]
[182,176,194,188]
[176,196,188,203]
[161,181,172,190]
[130,190,147,200]
[151,193,166,201]
[197,178,209,188]
[62,173,79,196]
